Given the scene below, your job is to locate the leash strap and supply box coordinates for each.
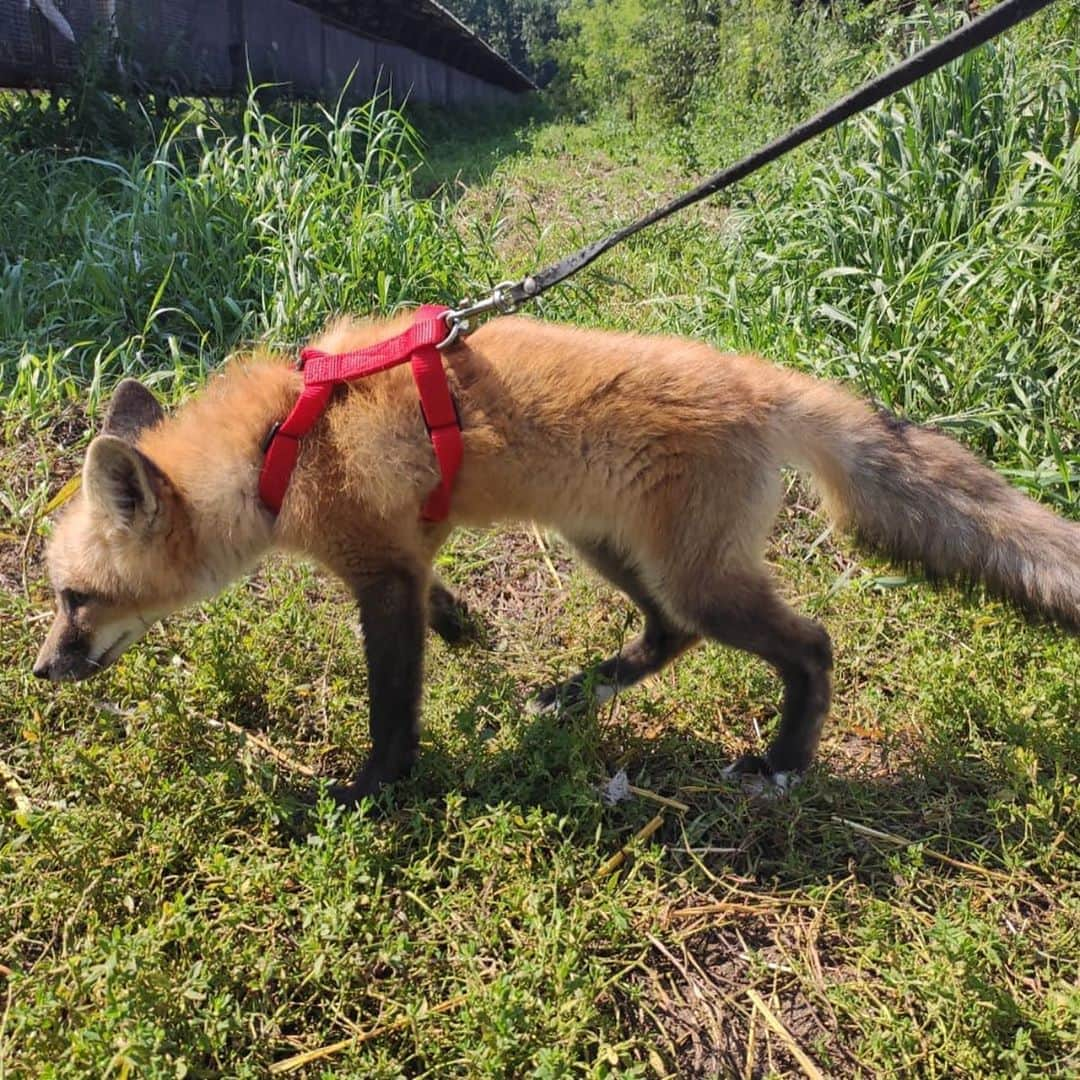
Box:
[474,0,1058,316]
[259,305,461,520]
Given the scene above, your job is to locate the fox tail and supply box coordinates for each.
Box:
[775,371,1080,632]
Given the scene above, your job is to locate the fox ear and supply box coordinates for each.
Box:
[102,379,164,442]
[83,435,169,530]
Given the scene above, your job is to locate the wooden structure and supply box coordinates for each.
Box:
[0,0,535,106]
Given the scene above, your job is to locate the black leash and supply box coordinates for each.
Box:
[440,0,1059,344]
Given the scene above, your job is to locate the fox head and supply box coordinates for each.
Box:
[33,379,203,682]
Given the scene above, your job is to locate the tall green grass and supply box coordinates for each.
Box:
[0,92,477,414]
[710,8,1079,504]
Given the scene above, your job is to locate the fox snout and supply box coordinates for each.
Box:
[33,618,97,682]
[33,639,98,682]
[33,607,147,682]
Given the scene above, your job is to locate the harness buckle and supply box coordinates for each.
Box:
[260,420,283,454]
[418,396,462,437]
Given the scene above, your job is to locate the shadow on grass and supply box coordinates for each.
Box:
[259,658,1062,902]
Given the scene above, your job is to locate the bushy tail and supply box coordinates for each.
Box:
[775,372,1080,632]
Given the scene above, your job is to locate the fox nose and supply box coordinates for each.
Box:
[32,659,52,680]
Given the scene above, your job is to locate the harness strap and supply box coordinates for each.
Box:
[258,381,333,514]
[411,337,464,522]
[258,305,462,521]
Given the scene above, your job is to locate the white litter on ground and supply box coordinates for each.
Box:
[599,768,632,806]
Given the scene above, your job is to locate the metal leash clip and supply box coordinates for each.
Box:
[437,277,539,349]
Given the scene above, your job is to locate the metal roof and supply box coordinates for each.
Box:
[299,1,536,92]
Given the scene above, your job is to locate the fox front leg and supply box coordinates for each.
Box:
[330,566,427,807]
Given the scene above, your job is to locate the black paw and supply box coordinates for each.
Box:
[527,675,614,716]
[429,592,480,646]
[324,759,411,809]
[723,752,773,777]
[326,779,379,809]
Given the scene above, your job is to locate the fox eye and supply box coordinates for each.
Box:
[60,589,91,611]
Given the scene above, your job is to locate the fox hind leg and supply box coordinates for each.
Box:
[529,537,698,715]
[681,572,833,779]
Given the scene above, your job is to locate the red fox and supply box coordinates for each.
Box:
[33,313,1080,803]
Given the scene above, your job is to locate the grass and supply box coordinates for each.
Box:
[2,1,1079,1075]
[0,89,486,418]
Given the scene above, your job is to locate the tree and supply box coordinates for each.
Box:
[446,0,567,84]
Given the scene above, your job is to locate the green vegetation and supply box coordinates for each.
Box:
[446,0,566,83]
[0,92,479,415]
[2,1,1078,1075]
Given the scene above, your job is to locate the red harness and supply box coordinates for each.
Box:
[258,305,462,521]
